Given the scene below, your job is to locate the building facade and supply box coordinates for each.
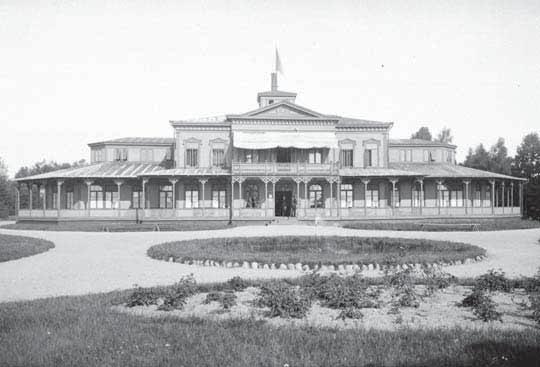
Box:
[16,73,525,222]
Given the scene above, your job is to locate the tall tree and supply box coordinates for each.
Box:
[489,138,512,175]
[411,127,432,141]
[0,157,16,218]
[435,127,453,144]
[463,144,490,171]
[512,132,540,179]
[15,159,86,179]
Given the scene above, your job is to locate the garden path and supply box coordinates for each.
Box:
[0,225,539,302]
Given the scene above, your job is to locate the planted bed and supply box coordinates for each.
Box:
[0,234,55,262]
[147,236,485,267]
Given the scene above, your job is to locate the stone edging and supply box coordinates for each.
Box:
[167,255,487,272]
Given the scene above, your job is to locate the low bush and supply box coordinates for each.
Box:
[337,307,364,321]
[460,289,487,308]
[256,281,311,318]
[158,275,197,311]
[126,287,161,307]
[386,269,421,308]
[460,289,502,322]
[204,291,237,310]
[531,294,540,325]
[423,268,456,296]
[226,276,250,291]
[474,269,512,292]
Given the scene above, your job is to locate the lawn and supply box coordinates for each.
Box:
[0,278,539,367]
[0,234,54,262]
[342,217,540,231]
[3,220,236,232]
[147,236,486,267]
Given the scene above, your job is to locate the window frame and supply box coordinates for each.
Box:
[185,148,199,167]
[341,149,354,167]
[340,183,353,208]
[185,186,199,208]
[308,184,324,208]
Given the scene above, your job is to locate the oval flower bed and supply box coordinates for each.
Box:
[0,234,55,262]
[147,236,485,269]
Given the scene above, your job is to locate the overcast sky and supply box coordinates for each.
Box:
[1,0,539,177]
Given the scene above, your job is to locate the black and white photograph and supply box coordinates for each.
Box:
[1,1,540,366]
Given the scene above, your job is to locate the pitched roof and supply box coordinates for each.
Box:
[229,100,333,119]
[143,167,230,176]
[15,162,169,181]
[389,139,456,148]
[388,163,525,181]
[88,137,174,147]
[336,117,393,128]
[170,115,229,125]
[339,167,423,177]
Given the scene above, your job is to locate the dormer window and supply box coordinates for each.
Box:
[268,99,274,104]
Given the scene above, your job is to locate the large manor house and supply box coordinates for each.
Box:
[16,70,524,223]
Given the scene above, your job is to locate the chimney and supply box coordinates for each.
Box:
[271,72,278,91]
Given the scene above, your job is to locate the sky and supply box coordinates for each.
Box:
[1,0,539,177]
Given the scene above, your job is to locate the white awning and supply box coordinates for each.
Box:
[233,131,339,149]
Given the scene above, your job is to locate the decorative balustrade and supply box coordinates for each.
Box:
[232,162,338,176]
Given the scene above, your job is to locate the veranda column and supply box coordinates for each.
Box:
[463,180,470,215]
[519,182,523,216]
[271,177,277,216]
[490,180,495,215]
[436,180,442,216]
[294,178,301,218]
[15,185,20,216]
[141,178,148,209]
[304,179,309,217]
[501,181,505,214]
[389,178,398,216]
[41,181,47,216]
[114,180,123,210]
[28,183,33,214]
[418,179,424,216]
[337,178,341,219]
[199,178,208,216]
[57,180,63,217]
[510,182,514,214]
[169,178,178,209]
[229,177,235,223]
[328,179,333,217]
[362,179,369,217]
[85,180,93,216]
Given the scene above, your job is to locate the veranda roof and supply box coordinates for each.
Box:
[15,162,168,181]
[389,163,526,181]
[233,131,339,149]
[141,167,231,176]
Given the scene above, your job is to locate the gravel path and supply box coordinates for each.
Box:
[0,225,539,303]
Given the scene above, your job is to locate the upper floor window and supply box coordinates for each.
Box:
[141,149,153,162]
[92,149,105,163]
[341,149,353,167]
[308,149,322,164]
[424,150,435,162]
[165,148,173,161]
[364,149,373,167]
[115,148,128,161]
[185,148,199,167]
[399,149,412,162]
[212,149,225,167]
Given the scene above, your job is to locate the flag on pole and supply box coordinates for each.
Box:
[275,48,284,75]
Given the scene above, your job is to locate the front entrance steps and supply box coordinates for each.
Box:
[271,217,300,225]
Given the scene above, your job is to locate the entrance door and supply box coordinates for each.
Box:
[275,191,293,217]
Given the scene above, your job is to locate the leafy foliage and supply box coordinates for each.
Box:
[226,276,250,291]
[411,127,432,141]
[158,275,197,311]
[255,281,311,318]
[474,269,512,292]
[126,287,161,307]
[337,307,364,321]
[386,269,421,308]
[423,268,456,296]
[204,291,237,310]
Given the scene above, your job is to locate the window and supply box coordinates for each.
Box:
[340,183,353,208]
[474,184,481,206]
[92,149,104,162]
[52,192,58,209]
[406,150,412,162]
[485,185,491,206]
[159,185,173,209]
[428,151,435,162]
[366,184,379,208]
[364,149,373,167]
[450,190,463,207]
[212,187,227,209]
[392,184,401,207]
[309,184,324,208]
[66,189,74,209]
[308,149,322,164]
[185,149,198,167]
[90,185,103,209]
[141,149,153,162]
[212,149,225,167]
[399,150,406,162]
[185,187,199,208]
[268,99,274,104]
[165,148,172,161]
[103,186,118,209]
[341,149,353,167]
[412,182,423,207]
[438,183,449,207]
[114,148,128,161]
[245,184,260,208]
[131,188,142,209]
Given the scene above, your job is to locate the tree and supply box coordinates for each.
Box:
[0,157,16,218]
[462,138,511,175]
[463,144,490,171]
[411,127,432,141]
[435,127,453,144]
[512,132,540,179]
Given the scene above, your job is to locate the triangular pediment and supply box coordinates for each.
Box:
[236,101,329,119]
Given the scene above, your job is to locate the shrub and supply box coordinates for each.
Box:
[474,269,512,292]
[204,291,237,310]
[387,269,421,308]
[126,287,161,307]
[424,268,456,296]
[337,307,364,321]
[460,289,487,308]
[531,294,540,325]
[256,281,311,318]
[460,289,502,322]
[226,276,250,291]
[300,273,379,310]
[158,275,197,311]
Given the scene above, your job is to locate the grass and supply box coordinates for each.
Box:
[0,234,54,262]
[0,287,539,366]
[342,217,540,231]
[3,220,236,232]
[147,236,486,267]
